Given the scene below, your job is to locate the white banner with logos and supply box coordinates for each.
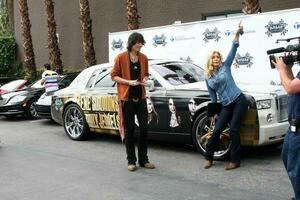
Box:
[109,8,300,85]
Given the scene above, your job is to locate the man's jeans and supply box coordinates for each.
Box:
[282,128,300,200]
[206,93,249,163]
[123,99,149,165]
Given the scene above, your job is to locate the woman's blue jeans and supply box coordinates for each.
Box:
[205,93,249,163]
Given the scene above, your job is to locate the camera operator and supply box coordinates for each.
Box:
[272,57,300,200]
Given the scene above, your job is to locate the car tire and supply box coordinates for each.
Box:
[192,111,231,161]
[26,99,38,119]
[63,104,89,141]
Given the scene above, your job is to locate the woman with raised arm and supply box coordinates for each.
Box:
[204,22,249,170]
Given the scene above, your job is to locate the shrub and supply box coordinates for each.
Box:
[0,7,19,78]
[0,36,16,76]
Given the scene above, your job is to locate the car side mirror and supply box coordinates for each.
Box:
[146,80,155,92]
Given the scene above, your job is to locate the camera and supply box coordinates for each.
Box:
[267,37,300,69]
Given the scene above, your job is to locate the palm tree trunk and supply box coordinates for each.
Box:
[242,0,261,14]
[18,0,36,78]
[44,0,63,73]
[126,0,140,30]
[79,0,96,67]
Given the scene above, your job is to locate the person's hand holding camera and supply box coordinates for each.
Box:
[271,56,288,72]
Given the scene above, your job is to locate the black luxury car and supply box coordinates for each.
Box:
[0,72,79,119]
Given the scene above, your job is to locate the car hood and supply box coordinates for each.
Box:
[174,81,285,95]
[0,88,8,95]
[1,90,28,99]
[1,87,44,99]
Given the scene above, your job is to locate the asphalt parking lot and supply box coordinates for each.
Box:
[0,116,294,200]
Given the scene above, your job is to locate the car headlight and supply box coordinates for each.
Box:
[256,99,271,110]
[7,95,27,105]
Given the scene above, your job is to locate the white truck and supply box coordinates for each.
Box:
[108,8,300,159]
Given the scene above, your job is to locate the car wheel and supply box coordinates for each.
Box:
[26,100,38,119]
[63,104,89,140]
[192,111,231,160]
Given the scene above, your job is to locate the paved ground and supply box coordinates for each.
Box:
[0,116,294,200]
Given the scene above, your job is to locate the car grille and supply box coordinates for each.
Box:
[276,95,288,122]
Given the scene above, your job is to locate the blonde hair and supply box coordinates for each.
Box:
[204,51,223,78]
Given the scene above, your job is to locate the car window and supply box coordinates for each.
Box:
[152,62,205,86]
[94,70,114,88]
[31,80,44,88]
[68,67,96,89]
[60,73,78,87]
[86,70,101,88]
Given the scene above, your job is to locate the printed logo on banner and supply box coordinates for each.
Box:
[225,30,232,36]
[203,28,221,43]
[170,36,196,42]
[265,19,288,37]
[294,22,300,29]
[111,39,124,51]
[153,34,167,47]
[234,53,253,68]
[179,56,193,63]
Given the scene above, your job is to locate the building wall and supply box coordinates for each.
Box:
[13,0,300,71]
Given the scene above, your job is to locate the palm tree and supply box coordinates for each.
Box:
[79,0,96,67]
[126,0,140,30]
[19,0,36,78]
[242,0,261,14]
[44,0,63,73]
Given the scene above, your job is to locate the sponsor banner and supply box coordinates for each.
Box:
[109,8,300,84]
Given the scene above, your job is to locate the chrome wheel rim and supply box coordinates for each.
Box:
[30,102,38,117]
[64,107,84,138]
[195,116,231,158]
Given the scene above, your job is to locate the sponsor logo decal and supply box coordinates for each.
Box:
[153,34,167,47]
[203,28,221,43]
[85,113,119,130]
[234,53,253,68]
[54,98,63,111]
[81,95,120,130]
[265,20,288,37]
[111,39,124,51]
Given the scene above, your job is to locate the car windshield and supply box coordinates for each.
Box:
[68,68,95,89]
[0,80,26,90]
[152,62,205,86]
[31,80,44,89]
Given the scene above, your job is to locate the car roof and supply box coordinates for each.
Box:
[81,60,184,70]
[149,59,185,65]
[82,63,112,71]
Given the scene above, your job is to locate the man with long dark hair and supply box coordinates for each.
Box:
[111,32,155,172]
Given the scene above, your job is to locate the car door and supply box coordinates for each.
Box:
[149,61,206,136]
[145,72,168,134]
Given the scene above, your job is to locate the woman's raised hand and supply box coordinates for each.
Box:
[236,21,244,36]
